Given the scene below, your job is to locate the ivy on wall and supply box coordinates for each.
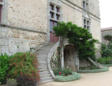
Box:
[53,22,97,60]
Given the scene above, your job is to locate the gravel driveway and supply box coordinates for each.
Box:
[40,67,112,86]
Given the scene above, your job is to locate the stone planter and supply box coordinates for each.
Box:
[16,76,38,86]
[7,79,17,86]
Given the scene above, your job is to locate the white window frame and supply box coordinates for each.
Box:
[82,0,89,11]
[83,17,91,31]
[49,1,62,32]
[49,2,61,22]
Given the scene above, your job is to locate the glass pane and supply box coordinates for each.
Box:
[56,6,60,12]
[84,19,86,24]
[87,21,89,25]
[84,25,86,28]
[87,26,90,29]
[50,20,57,32]
[83,1,86,8]
[50,4,54,10]
[56,14,60,20]
[50,12,54,18]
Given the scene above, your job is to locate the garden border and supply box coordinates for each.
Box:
[102,64,112,67]
[54,72,80,82]
[78,67,109,73]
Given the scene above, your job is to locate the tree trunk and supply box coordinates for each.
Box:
[60,37,64,70]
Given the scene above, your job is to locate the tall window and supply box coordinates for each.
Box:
[83,18,90,30]
[83,0,88,10]
[49,3,61,32]
[0,0,3,23]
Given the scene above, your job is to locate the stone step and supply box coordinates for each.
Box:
[40,77,53,82]
[40,73,51,78]
[36,43,55,83]
[39,66,48,70]
[40,79,53,84]
[38,55,48,58]
[38,58,47,61]
[39,71,50,75]
[38,51,49,55]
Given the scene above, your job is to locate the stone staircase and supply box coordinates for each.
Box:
[37,43,55,83]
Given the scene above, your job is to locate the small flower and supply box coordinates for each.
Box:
[59,72,61,75]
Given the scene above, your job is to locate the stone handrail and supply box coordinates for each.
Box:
[47,41,59,79]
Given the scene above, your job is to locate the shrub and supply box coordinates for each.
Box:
[0,54,10,84]
[54,68,72,76]
[97,57,112,64]
[53,22,97,60]
[8,52,40,86]
[101,43,112,57]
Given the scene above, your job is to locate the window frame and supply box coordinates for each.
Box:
[83,17,91,31]
[49,2,61,32]
[82,0,89,10]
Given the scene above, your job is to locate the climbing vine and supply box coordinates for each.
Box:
[53,22,97,60]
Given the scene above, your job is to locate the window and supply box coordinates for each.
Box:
[49,3,61,32]
[83,0,88,10]
[83,18,90,30]
[0,0,3,22]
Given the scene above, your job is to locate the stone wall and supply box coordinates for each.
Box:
[89,0,100,18]
[8,0,48,32]
[0,0,48,55]
[0,26,47,55]
[61,0,83,27]
[0,0,101,55]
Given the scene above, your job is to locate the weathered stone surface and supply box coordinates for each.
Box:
[8,0,48,32]
[0,0,101,56]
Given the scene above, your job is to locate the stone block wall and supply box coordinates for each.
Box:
[62,0,83,27]
[0,0,48,55]
[8,0,48,32]
[0,26,47,55]
[0,0,101,55]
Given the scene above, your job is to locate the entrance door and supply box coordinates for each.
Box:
[50,20,59,43]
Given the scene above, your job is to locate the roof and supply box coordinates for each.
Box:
[101,27,112,32]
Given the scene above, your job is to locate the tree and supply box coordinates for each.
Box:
[53,22,97,69]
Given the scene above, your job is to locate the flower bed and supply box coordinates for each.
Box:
[78,67,109,73]
[55,72,80,82]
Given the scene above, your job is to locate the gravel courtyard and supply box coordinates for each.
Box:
[40,67,112,86]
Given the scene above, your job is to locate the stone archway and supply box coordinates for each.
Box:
[64,45,79,72]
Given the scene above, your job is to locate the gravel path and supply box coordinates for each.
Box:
[40,67,112,86]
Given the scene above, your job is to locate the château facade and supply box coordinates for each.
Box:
[0,0,101,55]
[0,0,102,83]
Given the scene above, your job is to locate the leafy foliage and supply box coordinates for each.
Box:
[101,42,112,57]
[97,57,112,64]
[53,22,97,59]
[0,54,10,84]
[54,68,72,76]
[104,35,112,41]
[8,52,40,82]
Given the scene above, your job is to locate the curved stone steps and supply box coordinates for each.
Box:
[37,43,55,83]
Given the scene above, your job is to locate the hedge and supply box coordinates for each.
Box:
[78,67,109,73]
[54,72,80,82]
